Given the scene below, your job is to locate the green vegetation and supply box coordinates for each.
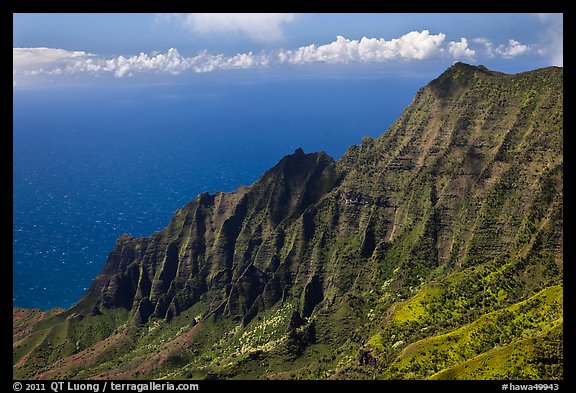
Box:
[384,286,562,379]
[430,319,562,380]
[13,63,563,380]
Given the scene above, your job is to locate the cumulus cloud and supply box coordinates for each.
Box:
[278,31,446,64]
[494,39,531,58]
[471,37,531,59]
[159,13,297,43]
[448,38,476,59]
[13,31,537,85]
[13,47,267,80]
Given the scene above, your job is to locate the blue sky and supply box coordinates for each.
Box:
[13,13,562,88]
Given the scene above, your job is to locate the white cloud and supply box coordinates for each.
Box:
[471,37,531,59]
[278,31,446,64]
[471,37,494,57]
[494,39,531,58]
[534,13,556,22]
[13,31,537,86]
[13,47,93,71]
[159,13,297,43]
[448,38,476,59]
[13,47,268,81]
[534,13,562,66]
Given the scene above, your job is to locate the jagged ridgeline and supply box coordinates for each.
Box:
[13,63,563,380]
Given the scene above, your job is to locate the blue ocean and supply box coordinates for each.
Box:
[13,71,426,310]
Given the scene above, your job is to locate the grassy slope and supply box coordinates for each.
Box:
[386,286,562,379]
[430,318,562,380]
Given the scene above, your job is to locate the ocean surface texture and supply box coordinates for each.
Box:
[13,75,422,310]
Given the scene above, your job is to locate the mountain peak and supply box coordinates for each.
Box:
[268,148,334,179]
[427,62,504,98]
[446,61,495,75]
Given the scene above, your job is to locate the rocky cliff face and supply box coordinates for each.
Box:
[78,148,340,326]
[13,63,563,380]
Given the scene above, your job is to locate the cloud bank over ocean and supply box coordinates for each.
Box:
[13,30,547,85]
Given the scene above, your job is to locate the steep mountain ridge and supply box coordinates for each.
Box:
[13,63,563,380]
[75,148,340,326]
